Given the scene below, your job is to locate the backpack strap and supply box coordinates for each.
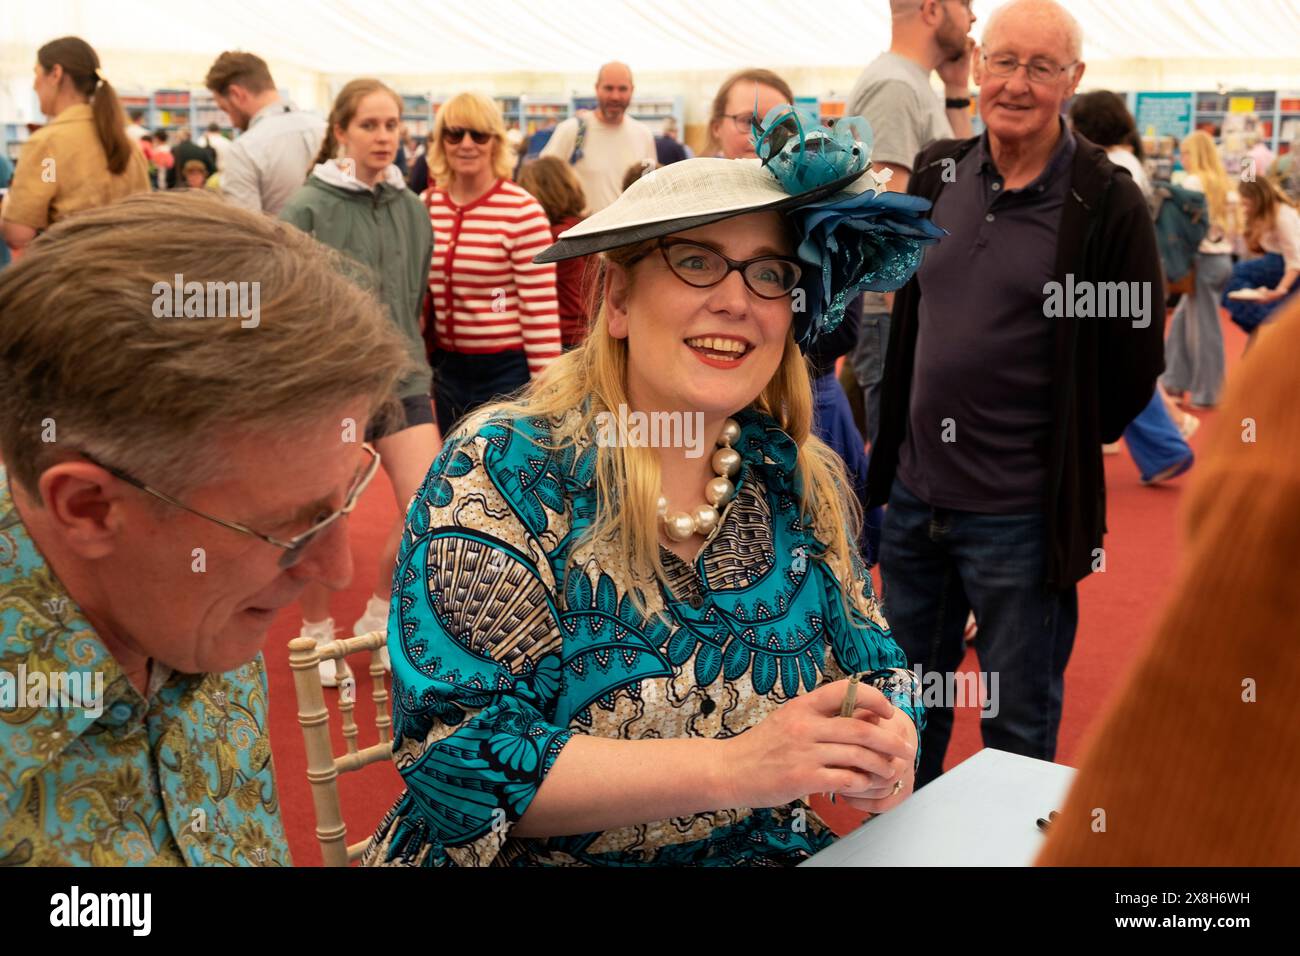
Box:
[570,116,588,165]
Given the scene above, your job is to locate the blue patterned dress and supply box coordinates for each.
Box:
[363,406,923,866]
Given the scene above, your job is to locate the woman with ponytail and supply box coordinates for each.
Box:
[280,79,438,686]
[1,36,148,251]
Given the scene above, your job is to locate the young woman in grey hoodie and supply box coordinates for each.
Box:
[281,79,437,685]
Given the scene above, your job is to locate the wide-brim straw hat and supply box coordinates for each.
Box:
[534,157,879,263]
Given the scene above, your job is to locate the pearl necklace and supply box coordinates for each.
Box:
[658,418,742,542]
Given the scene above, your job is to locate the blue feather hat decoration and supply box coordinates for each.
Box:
[752,104,946,348]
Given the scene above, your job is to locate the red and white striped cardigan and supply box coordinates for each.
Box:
[421,178,562,375]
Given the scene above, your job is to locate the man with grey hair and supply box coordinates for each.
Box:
[0,192,411,864]
[848,0,978,453]
[868,0,1165,786]
[542,61,656,213]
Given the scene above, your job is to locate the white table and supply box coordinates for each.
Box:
[800,748,1077,867]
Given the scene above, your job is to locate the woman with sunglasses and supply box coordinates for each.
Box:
[421,92,562,438]
[281,79,438,684]
[364,110,943,866]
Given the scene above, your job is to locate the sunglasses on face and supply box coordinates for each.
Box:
[442,127,493,145]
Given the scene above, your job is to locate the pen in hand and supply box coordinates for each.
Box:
[830,674,863,804]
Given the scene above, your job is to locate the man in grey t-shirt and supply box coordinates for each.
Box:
[847,0,977,446]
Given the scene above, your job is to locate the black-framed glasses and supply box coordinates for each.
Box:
[81,443,381,569]
[982,52,1079,84]
[442,127,493,145]
[721,111,758,132]
[632,238,803,299]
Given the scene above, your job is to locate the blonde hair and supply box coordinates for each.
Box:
[1181,130,1231,236]
[517,156,587,222]
[0,191,413,497]
[457,239,862,607]
[428,92,513,188]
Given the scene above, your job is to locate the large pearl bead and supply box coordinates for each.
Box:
[664,511,697,541]
[705,476,734,507]
[711,447,741,478]
[692,503,719,536]
[657,495,669,517]
[719,418,742,446]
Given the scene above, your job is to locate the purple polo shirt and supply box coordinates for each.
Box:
[897,121,1077,514]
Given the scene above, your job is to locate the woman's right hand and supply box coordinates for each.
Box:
[718,679,915,810]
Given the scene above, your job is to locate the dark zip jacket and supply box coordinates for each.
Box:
[866,133,1165,589]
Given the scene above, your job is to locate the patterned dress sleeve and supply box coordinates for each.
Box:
[374,425,575,866]
[818,547,925,754]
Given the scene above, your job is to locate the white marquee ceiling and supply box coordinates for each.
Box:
[7,0,1300,75]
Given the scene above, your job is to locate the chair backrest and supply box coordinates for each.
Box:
[288,630,392,866]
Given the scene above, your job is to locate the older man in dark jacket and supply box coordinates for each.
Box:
[867,0,1164,786]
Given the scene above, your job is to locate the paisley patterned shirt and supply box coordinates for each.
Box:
[364,406,924,867]
[0,470,290,866]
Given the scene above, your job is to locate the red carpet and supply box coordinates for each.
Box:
[262,314,1247,863]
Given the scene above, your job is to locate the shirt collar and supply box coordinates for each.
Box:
[977,117,1076,190]
[0,469,191,813]
[47,103,94,126]
[248,98,293,130]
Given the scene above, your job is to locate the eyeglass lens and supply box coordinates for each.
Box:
[662,243,800,298]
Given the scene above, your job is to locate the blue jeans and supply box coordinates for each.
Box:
[430,349,530,437]
[879,478,1078,787]
[850,311,891,447]
[1124,387,1193,483]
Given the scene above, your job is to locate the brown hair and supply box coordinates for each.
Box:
[0,191,413,497]
[622,161,656,192]
[708,68,795,155]
[1239,178,1297,254]
[36,37,134,176]
[428,92,512,188]
[517,156,587,223]
[311,78,404,173]
[204,51,275,96]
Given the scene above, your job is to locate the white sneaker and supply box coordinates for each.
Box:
[353,600,391,672]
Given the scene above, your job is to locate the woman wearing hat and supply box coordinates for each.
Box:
[365,110,944,866]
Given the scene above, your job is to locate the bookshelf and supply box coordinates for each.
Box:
[400,93,433,139]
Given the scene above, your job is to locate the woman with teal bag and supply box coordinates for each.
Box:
[280,79,438,685]
[364,108,943,866]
